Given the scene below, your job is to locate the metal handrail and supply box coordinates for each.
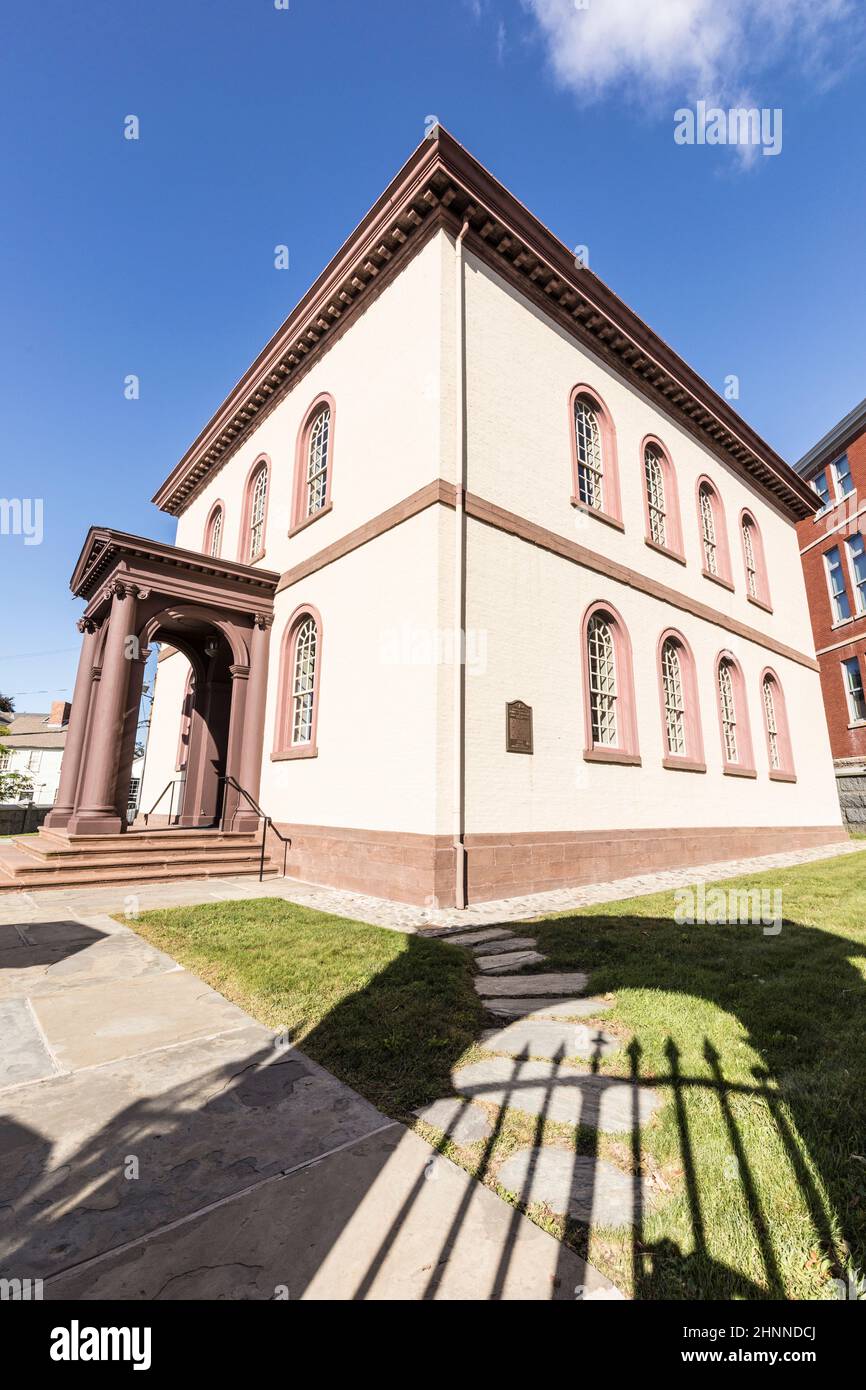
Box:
[218,774,291,881]
[142,779,180,828]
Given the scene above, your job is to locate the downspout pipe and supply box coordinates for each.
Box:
[453,218,470,910]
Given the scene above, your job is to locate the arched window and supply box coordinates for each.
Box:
[272,606,322,760]
[642,436,684,560]
[697,477,733,587]
[657,630,704,769]
[203,503,224,559]
[239,457,270,563]
[568,385,622,527]
[761,669,795,780]
[715,653,755,774]
[581,601,639,763]
[176,669,195,772]
[292,395,336,533]
[740,510,771,609]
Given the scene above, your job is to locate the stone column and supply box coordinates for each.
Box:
[220,662,249,832]
[44,618,100,831]
[67,581,140,836]
[235,614,272,829]
[111,644,149,827]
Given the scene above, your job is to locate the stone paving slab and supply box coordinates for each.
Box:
[0,997,57,1089]
[483,996,613,1020]
[452,1057,663,1133]
[497,1147,652,1227]
[413,1097,493,1145]
[28,969,253,1071]
[0,1023,389,1280]
[435,928,515,947]
[472,935,536,957]
[0,928,179,1001]
[481,1018,621,1061]
[475,948,545,973]
[475,972,589,997]
[47,1126,619,1301]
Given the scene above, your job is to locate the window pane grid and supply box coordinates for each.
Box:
[587,614,617,746]
[249,468,267,560]
[718,661,738,762]
[645,447,666,546]
[826,546,852,622]
[306,408,330,517]
[742,518,757,597]
[700,486,717,575]
[209,509,222,558]
[762,676,781,769]
[846,534,866,613]
[661,640,686,755]
[291,617,317,745]
[575,399,604,511]
[843,657,866,723]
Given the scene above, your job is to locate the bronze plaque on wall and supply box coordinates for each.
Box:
[506,700,533,754]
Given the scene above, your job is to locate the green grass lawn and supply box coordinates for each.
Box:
[134,850,866,1301]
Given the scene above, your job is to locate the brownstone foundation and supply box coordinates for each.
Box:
[274,822,849,909]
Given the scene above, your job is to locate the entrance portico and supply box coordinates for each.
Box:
[46,528,279,837]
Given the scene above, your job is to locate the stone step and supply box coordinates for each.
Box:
[413,1097,494,1145]
[475,949,547,974]
[475,972,589,998]
[0,854,281,892]
[481,1018,621,1061]
[3,845,272,875]
[434,927,515,947]
[483,996,613,1021]
[31,827,261,853]
[452,1056,662,1133]
[497,1148,652,1227]
[472,936,536,957]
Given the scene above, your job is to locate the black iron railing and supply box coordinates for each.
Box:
[218,774,291,881]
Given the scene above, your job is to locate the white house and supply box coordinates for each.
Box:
[41,128,844,906]
[0,702,70,806]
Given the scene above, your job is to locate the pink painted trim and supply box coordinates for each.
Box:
[696,475,733,586]
[760,666,795,778]
[580,599,639,758]
[292,393,336,532]
[273,602,323,756]
[739,508,772,610]
[641,434,685,560]
[237,455,271,564]
[656,628,705,765]
[568,384,623,527]
[288,499,333,539]
[714,649,755,773]
[203,499,226,558]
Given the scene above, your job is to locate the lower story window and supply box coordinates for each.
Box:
[291,616,317,746]
[843,656,866,723]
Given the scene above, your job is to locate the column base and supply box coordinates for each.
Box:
[230,810,261,835]
[43,806,73,830]
[66,809,125,836]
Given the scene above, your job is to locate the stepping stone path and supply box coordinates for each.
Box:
[418,921,666,1248]
[496,1149,651,1227]
[413,1097,493,1145]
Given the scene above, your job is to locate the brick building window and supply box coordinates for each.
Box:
[825,546,852,622]
[833,453,854,499]
[812,469,831,511]
[843,657,866,723]
[845,534,866,614]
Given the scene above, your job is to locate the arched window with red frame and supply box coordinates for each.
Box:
[272,605,322,760]
[697,477,733,589]
[657,629,704,770]
[568,385,623,528]
[291,394,335,534]
[581,600,640,764]
[238,457,270,563]
[740,509,772,610]
[715,651,755,775]
[642,436,685,561]
[203,502,225,559]
[760,667,795,780]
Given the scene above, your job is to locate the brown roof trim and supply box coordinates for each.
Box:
[153,126,816,522]
[71,527,281,601]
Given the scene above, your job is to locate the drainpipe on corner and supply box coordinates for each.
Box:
[452,218,470,910]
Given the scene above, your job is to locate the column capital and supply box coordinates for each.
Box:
[254,612,274,631]
[229,663,250,681]
[76,617,97,635]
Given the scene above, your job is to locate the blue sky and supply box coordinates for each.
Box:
[1,0,865,708]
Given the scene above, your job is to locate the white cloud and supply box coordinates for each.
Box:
[522,0,863,107]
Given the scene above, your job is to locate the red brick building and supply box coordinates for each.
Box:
[795,397,866,782]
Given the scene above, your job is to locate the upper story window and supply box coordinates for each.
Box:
[273,605,323,760]
[697,478,733,588]
[239,458,270,563]
[568,386,623,528]
[292,395,336,534]
[843,656,866,723]
[204,503,224,559]
[581,601,640,763]
[833,453,854,498]
[739,510,771,609]
[658,630,703,768]
[0,748,10,771]
[715,653,755,774]
[26,749,43,772]
[825,545,852,622]
[812,469,831,511]
[575,399,604,510]
[845,533,866,614]
[644,446,666,546]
